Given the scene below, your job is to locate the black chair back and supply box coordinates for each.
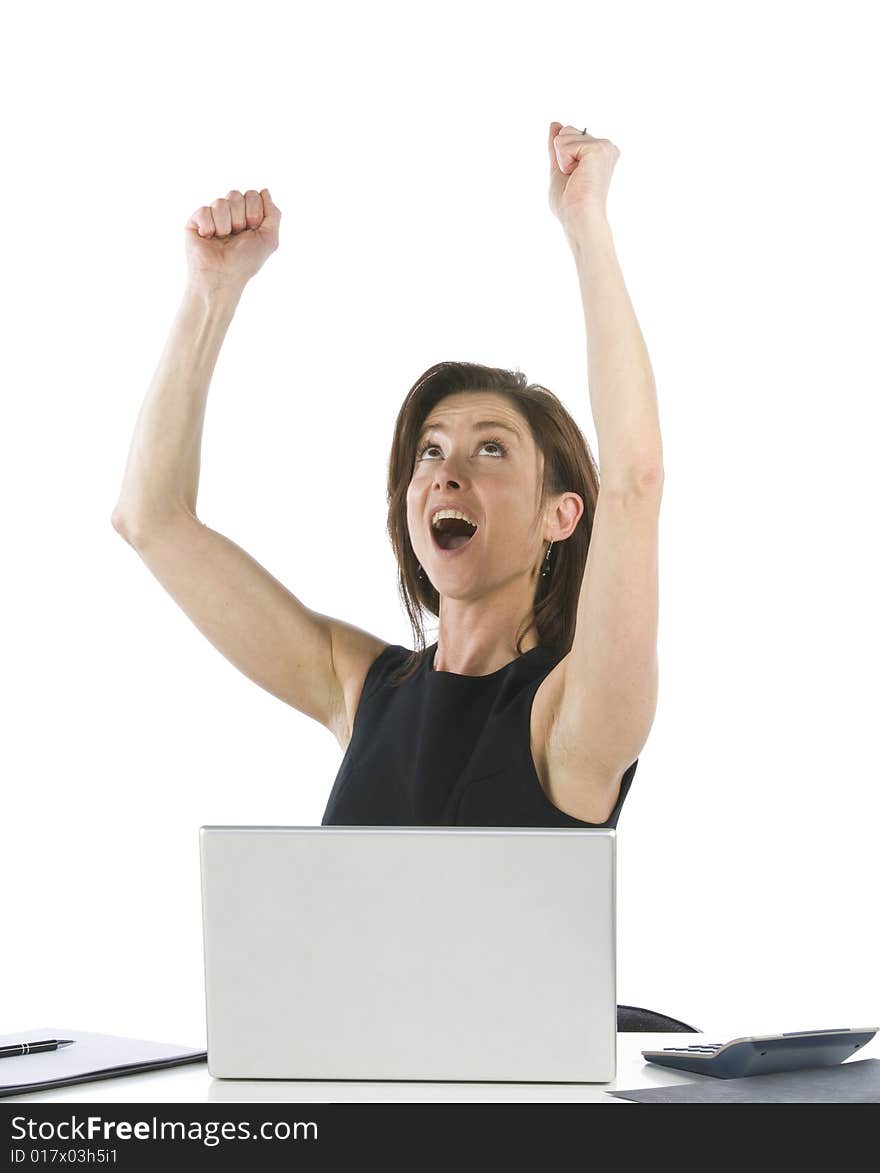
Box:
[617,1004,700,1032]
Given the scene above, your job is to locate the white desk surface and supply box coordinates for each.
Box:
[16,1032,875,1104]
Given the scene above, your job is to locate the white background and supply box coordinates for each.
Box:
[3,0,877,1051]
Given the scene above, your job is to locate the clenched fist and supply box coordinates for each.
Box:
[185,189,281,295]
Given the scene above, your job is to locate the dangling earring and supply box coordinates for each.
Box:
[541,539,554,578]
[417,563,425,579]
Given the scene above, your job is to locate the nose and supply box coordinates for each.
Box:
[432,461,464,489]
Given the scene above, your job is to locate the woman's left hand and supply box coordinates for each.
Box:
[547,122,619,230]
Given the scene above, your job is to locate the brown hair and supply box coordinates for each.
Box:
[385,360,600,687]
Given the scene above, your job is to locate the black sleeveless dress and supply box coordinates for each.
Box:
[321,641,637,828]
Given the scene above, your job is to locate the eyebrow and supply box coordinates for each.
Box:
[418,419,523,442]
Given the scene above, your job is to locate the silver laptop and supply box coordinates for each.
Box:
[199,825,618,1083]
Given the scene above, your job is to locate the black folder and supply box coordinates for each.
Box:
[0,1026,206,1098]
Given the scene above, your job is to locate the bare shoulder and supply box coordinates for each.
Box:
[532,654,623,824]
[324,618,393,752]
[530,656,567,791]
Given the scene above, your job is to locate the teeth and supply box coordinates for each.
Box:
[431,509,478,529]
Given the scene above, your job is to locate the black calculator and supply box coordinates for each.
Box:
[642,1026,878,1078]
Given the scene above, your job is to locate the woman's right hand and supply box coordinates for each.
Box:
[184,189,281,295]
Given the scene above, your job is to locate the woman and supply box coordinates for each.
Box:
[111,123,663,834]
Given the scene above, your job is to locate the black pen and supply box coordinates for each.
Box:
[0,1039,76,1059]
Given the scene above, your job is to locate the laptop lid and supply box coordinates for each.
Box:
[199,825,617,1083]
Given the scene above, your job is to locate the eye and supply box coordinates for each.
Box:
[417,437,508,459]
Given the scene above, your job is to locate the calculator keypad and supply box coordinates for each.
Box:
[661,1044,722,1053]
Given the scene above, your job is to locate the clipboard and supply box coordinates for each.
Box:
[0,1026,206,1098]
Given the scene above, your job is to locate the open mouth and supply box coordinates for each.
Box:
[431,516,478,551]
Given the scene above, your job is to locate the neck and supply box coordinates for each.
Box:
[431,627,538,676]
[429,558,543,675]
